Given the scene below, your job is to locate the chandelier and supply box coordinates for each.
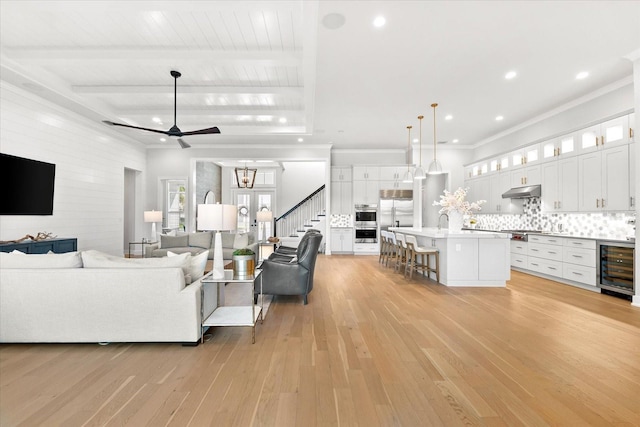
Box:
[234,164,257,188]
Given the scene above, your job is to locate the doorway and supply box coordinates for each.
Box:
[231,189,275,239]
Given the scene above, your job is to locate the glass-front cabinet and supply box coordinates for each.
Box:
[541,133,577,162]
[579,116,629,154]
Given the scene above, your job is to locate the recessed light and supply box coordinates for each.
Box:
[279,117,287,124]
[445,115,453,120]
[160,137,166,142]
[576,71,589,80]
[452,139,459,143]
[495,116,504,121]
[256,160,273,163]
[505,70,517,80]
[297,138,304,142]
[152,117,162,123]
[373,16,386,27]
[412,138,419,143]
[238,160,254,163]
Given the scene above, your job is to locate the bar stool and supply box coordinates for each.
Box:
[394,233,409,276]
[379,230,389,265]
[386,231,399,268]
[405,235,439,282]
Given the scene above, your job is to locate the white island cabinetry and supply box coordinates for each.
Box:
[389,227,510,287]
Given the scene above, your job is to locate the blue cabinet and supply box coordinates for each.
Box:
[0,238,77,254]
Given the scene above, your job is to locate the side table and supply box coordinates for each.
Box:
[201,269,263,343]
[128,240,157,258]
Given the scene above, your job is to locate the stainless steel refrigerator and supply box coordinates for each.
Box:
[379,189,413,230]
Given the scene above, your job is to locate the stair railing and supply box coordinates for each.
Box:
[275,185,325,237]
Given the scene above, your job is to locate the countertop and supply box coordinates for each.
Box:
[389,227,510,239]
[468,228,635,244]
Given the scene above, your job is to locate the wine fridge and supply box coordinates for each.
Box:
[597,240,635,296]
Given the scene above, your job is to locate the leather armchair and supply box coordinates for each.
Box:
[255,233,322,305]
[275,229,321,255]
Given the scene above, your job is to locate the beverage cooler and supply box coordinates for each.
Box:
[597,240,635,297]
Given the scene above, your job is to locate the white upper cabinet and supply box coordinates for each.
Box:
[578,145,630,211]
[511,164,541,187]
[331,166,352,182]
[379,166,412,190]
[579,116,629,154]
[542,133,578,162]
[378,166,405,181]
[541,156,579,212]
[353,166,380,181]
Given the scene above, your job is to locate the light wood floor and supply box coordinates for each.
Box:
[2,255,639,426]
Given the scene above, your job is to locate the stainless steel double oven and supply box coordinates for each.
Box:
[354,204,378,243]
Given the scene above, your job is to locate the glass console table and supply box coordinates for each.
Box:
[201,269,262,343]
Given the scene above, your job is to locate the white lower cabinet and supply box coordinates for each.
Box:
[330,228,353,254]
[513,235,598,291]
[510,240,527,268]
[561,238,596,287]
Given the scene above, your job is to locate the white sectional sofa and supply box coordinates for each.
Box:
[0,250,215,344]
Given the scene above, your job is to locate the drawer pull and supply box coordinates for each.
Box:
[531,249,539,252]
[549,251,557,255]
[572,272,583,276]
[548,267,557,270]
[572,255,582,258]
[531,263,539,266]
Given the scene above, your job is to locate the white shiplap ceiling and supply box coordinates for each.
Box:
[1,0,639,151]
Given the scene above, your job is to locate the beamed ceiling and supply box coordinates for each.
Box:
[1,1,639,151]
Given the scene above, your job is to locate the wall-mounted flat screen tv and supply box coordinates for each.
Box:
[0,153,56,215]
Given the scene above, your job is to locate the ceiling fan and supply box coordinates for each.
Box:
[103,70,220,149]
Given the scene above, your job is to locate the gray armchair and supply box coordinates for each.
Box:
[255,233,322,305]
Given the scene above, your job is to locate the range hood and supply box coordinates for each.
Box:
[502,185,541,199]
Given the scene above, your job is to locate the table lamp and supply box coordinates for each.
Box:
[198,203,237,279]
[256,210,273,242]
[144,210,162,241]
[256,210,273,261]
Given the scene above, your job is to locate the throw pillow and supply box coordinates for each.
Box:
[81,250,191,278]
[11,249,26,254]
[233,233,249,249]
[161,234,188,249]
[168,250,208,282]
[0,251,83,268]
[189,231,213,249]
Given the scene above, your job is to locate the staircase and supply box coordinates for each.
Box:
[275,185,326,252]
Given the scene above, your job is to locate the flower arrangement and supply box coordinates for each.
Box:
[433,187,486,215]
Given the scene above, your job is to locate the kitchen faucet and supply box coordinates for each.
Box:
[438,213,449,231]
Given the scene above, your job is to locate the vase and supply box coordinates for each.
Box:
[448,210,464,232]
[233,254,255,277]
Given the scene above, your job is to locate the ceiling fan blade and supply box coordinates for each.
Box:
[180,126,221,136]
[177,138,191,149]
[103,121,169,136]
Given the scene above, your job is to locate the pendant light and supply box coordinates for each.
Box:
[413,115,426,180]
[401,125,414,183]
[427,103,443,175]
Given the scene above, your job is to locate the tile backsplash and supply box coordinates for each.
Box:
[330,214,353,227]
[475,198,635,238]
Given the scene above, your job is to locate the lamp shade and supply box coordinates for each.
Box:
[256,210,273,222]
[144,210,162,223]
[197,204,237,231]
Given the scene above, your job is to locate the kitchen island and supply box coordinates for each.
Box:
[389,227,510,287]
